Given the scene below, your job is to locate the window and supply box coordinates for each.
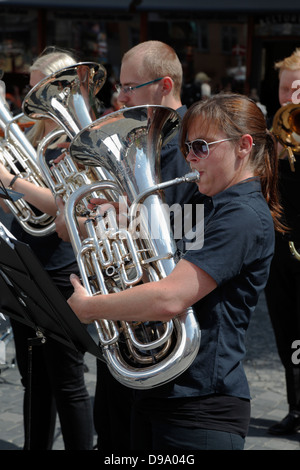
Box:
[197,23,208,52]
[221,25,238,54]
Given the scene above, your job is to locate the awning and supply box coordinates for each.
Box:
[0,0,299,11]
[0,0,132,9]
[135,0,300,12]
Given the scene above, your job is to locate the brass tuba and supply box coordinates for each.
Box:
[64,105,201,389]
[272,102,300,172]
[0,93,56,236]
[22,62,112,215]
[273,103,300,259]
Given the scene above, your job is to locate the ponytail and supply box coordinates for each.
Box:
[180,93,288,234]
[260,129,288,234]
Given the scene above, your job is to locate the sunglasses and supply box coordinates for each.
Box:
[184,138,236,160]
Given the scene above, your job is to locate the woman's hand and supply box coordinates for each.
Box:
[68,274,92,324]
[88,197,129,227]
[88,197,120,213]
[0,162,13,187]
[54,196,71,241]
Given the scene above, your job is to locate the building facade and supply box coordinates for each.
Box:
[1,1,300,117]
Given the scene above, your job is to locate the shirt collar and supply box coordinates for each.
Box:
[209,177,261,207]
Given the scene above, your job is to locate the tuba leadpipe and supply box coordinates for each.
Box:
[65,105,201,389]
[273,103,300,259]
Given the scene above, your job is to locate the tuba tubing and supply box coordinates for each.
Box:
[64,174,201,389]
[64,104,202,389]
[289,241,300,261]
[0,108,36,162]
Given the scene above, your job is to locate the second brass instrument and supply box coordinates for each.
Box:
[22,61,112,216]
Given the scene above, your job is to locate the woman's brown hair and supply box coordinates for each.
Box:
[180,93,286,233]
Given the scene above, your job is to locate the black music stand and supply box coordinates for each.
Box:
[0,223,102,449]
[0,183,24,202]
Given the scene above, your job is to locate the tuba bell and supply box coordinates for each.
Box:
[22,62,114,215]
[23,62,115,215]
[0,91,56,236]
[273,103,300,260]
[64,105,201,389]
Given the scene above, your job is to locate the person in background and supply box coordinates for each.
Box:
[265,48,300,436]
[249,88,267,118]
[181,71,211,109]
[194,71,212,99]
[114,40,199,211]
[0,49,94,450]
[68,93,284,450]
[102,91,122,115]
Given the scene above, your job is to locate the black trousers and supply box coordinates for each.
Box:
[11,284,94,450]
[131,401,245,450]
[265,235,300,409]
[94,358,132,451]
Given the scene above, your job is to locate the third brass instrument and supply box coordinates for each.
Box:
[273,103,300,259]
[0,90,56,236]
[65,105,201,389]
[272,102,300,172]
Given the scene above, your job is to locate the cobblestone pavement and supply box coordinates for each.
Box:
[0,210,299,451]
[0,293,299,451]
[244,294,300,450]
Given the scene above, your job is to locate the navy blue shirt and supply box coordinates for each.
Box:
[137,178,274,400]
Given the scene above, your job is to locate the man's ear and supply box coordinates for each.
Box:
[161,76,173,96]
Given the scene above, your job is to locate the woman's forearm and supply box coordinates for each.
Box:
[7,176,57,216]
[67,259,217,324]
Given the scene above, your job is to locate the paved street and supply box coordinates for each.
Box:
[0,210,299,451]
[0,292,299,451]
[244,293,300,450]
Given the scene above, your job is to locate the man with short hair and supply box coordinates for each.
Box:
[116,40,197,208]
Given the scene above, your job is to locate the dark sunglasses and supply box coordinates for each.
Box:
[184,138,236,160]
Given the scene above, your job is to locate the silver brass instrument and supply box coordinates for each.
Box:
[273,103,300,259]
[65,105,201,389]
[0,96,56,236]
[272,102,300,172]
[22,62,112,215]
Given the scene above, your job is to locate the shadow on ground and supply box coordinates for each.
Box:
[247,416,300,443]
